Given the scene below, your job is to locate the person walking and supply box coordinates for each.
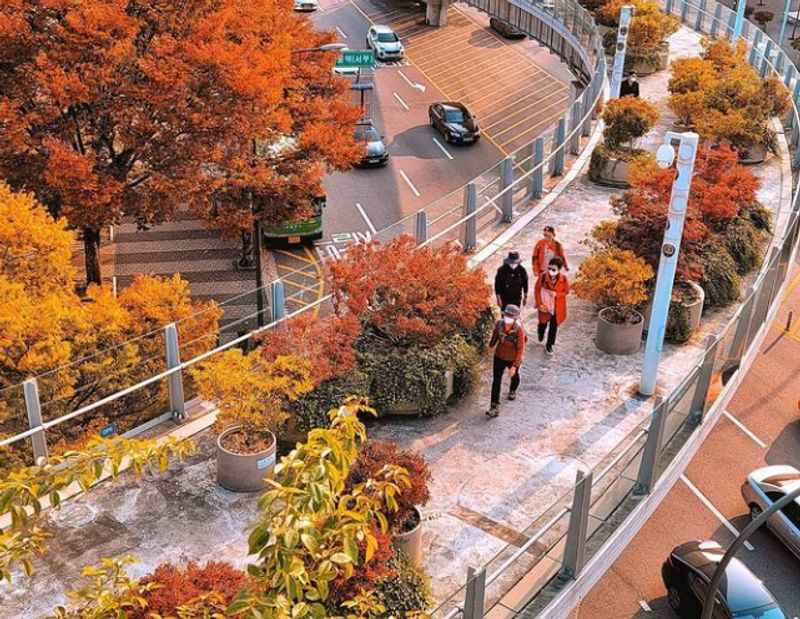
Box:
[494,250,528,311]
[531,226,569,276]
[619,72,640,98]
[487,304,525,417]
[535,257,569,355]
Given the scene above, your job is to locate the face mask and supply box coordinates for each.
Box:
[509,263,518,270]
[548,268,558,276]
[503,316,514,325]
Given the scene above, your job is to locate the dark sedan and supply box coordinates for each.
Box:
[490,17,526,39]
[354,121,389,167]
[428,102,480,145]
[661,540,786,618]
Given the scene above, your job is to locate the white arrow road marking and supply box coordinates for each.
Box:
[398,69,426,92]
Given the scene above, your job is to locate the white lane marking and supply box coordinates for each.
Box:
[723,410,767,448]
[397,69,426,92]
[399,170,421,197]
[681,476,755,551]
[393,92,410,111]
[335,26,348,38]
[432,137,454,160]
[638,600,652,612]
[355,202,377,234]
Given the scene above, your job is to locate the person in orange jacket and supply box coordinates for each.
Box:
[531,225,569,276]
[487,304,525,418]
[535,257,569,355]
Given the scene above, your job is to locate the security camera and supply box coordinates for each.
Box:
[656,143,675,169]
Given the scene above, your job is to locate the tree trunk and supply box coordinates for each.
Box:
[83,227,102,285]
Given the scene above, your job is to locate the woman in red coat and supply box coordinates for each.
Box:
[534,256,569,354]
[531,225,569,276]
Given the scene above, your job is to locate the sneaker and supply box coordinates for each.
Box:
[486,405,499,418]
[545,344,554,355]
[508,390,517,401]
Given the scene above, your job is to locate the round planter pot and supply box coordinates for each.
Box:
[737,143,768,165]
[217,425,277,493]
[394,506,424,567]
[643,281,705,340]
[589,151,631,188]
[596,307,644,355]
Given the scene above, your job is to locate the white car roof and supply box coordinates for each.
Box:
[373,24,395,33]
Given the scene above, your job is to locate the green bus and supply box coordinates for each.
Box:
[261,194,326,246]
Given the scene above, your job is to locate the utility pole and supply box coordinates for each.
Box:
[609,5,634,99]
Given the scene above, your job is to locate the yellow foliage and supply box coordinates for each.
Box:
[573,248,654,308]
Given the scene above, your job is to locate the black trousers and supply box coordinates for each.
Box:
[491,355,520,405]
[538,315,558,347]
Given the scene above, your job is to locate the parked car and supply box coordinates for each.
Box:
[428,102,480,144]
[366,25,404,61]
[741,465,800,559]
[489,17,526,39]
[661,540,786,618]
[354,121,389,167]
[293,0,318,11]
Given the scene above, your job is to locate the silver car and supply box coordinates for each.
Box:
[741,465,800,559]
[366,25,404,61]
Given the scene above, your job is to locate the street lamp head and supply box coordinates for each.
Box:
[656,142,676,169]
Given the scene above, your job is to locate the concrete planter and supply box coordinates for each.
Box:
[216,425,277,493]
[596,307,644,355]
[394,506,424,567]
[589,150,631,188]
[737,143,768,165]
[643,281,705,342]
[630,43,669,76]
[384,369,455,416]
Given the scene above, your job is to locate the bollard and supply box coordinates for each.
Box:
[787,311,794,332]
[23,379,48,462]
[569,100,581,155]
[462,567,486,619]
[528,138,545,200]
[164,323,186,422]
[415,210,428,244]
[633,399,668,495]
[270,280,286,325]
[550,118,566,177]
[559,469,592,580]
[710,3,722,37]
[500,157,514,223]
[463,182,477,252]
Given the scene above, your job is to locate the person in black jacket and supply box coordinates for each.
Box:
[619,73,640,98]
[494,251,528,311]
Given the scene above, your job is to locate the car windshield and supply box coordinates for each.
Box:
[732,605,785,618]
[377,32,398,42]
[717,560,778,614]
[444,108,465,123]
[354,125,380,142]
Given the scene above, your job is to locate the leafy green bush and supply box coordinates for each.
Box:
[374,551,433,618]
[666,298,692,344]
[700,243,742,307]
[290,370,371,432]
[463,307,495,355]
[742,202,772,233]
[722,217,765,275]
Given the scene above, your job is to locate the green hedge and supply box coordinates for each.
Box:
[722,216,765,276]
[700,242,742,308]
[290,371,371,432]
[375,551,433,618]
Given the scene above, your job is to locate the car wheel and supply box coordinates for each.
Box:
[366,37,370,48]
[749,503,764,524]
[667,586,682,612]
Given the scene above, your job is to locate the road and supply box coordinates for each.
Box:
[575,270,800,618]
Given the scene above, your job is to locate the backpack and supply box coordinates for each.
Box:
[495,319,521,346]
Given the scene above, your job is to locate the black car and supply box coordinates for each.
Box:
[428,102,480,144]
[661,540,786,618]
[490,17,526,39]
[354,121,389,167]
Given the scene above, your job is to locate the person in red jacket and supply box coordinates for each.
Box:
[535,257,569,355]
[487,304,526,418]
[531,225,569,276]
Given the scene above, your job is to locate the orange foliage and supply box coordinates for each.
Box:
[328,236,492,348]
[258,313,361,386]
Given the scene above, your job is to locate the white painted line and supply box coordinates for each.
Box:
[681,476,755,551]
[399,169,421,197]
[393,91,410,111]
[397,69,426,92]
[723,410,767,448]
[335,26,348,38]
[355,202,377,234]
[432,137,454,160]
[638,600,652,612]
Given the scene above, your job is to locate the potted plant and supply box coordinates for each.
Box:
[574,248,654,354]
[191,350,313,492]
[346,440,431,567]
[589,96,659,187]
[642,280,705,344]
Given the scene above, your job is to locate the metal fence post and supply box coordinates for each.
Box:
[729,285,757,364]
[633,398,667,495]
[23,378,48,462]
[748,31,761,66]
[688,335,720,425]
[680,0,689,23]
[784,64,795,89]
[666,0,674,13]
[500,157,514,223]
[726,9,736,40]
[529,137,545,199]
[710,3,722,37]
[415,210,428,244]
[569,100,581,155]
[695,0,706,30]
[462,566,486,619]
[164,323,186,422]
[270,280,286,325]
[463,182,477,252]
[550,118,567,176]
[760,40,773,77]
[559,469,592,580]
[581,91,592,137]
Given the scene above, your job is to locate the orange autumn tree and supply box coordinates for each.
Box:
[0,0,361,284]
[328,236,492,348]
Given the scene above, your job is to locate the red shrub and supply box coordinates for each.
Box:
[131,561,249,618]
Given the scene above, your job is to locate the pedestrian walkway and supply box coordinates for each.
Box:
[1,27,790,619]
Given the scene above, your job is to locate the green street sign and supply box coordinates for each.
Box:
[335,49,375,69]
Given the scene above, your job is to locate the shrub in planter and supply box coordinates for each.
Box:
[753,10,774,29]
[374,551,434,618]
[290,370,371,432]
[722,215,766,275]
[742,202,773,233]
[665,293,693,344]
[699,242,742,308]
[598,0,677,72]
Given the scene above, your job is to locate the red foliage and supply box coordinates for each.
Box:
[258,312,361,386]
[328,236,492,347]
[328,527,396,607]
[131,561,249,618]
[347,440,431,533]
